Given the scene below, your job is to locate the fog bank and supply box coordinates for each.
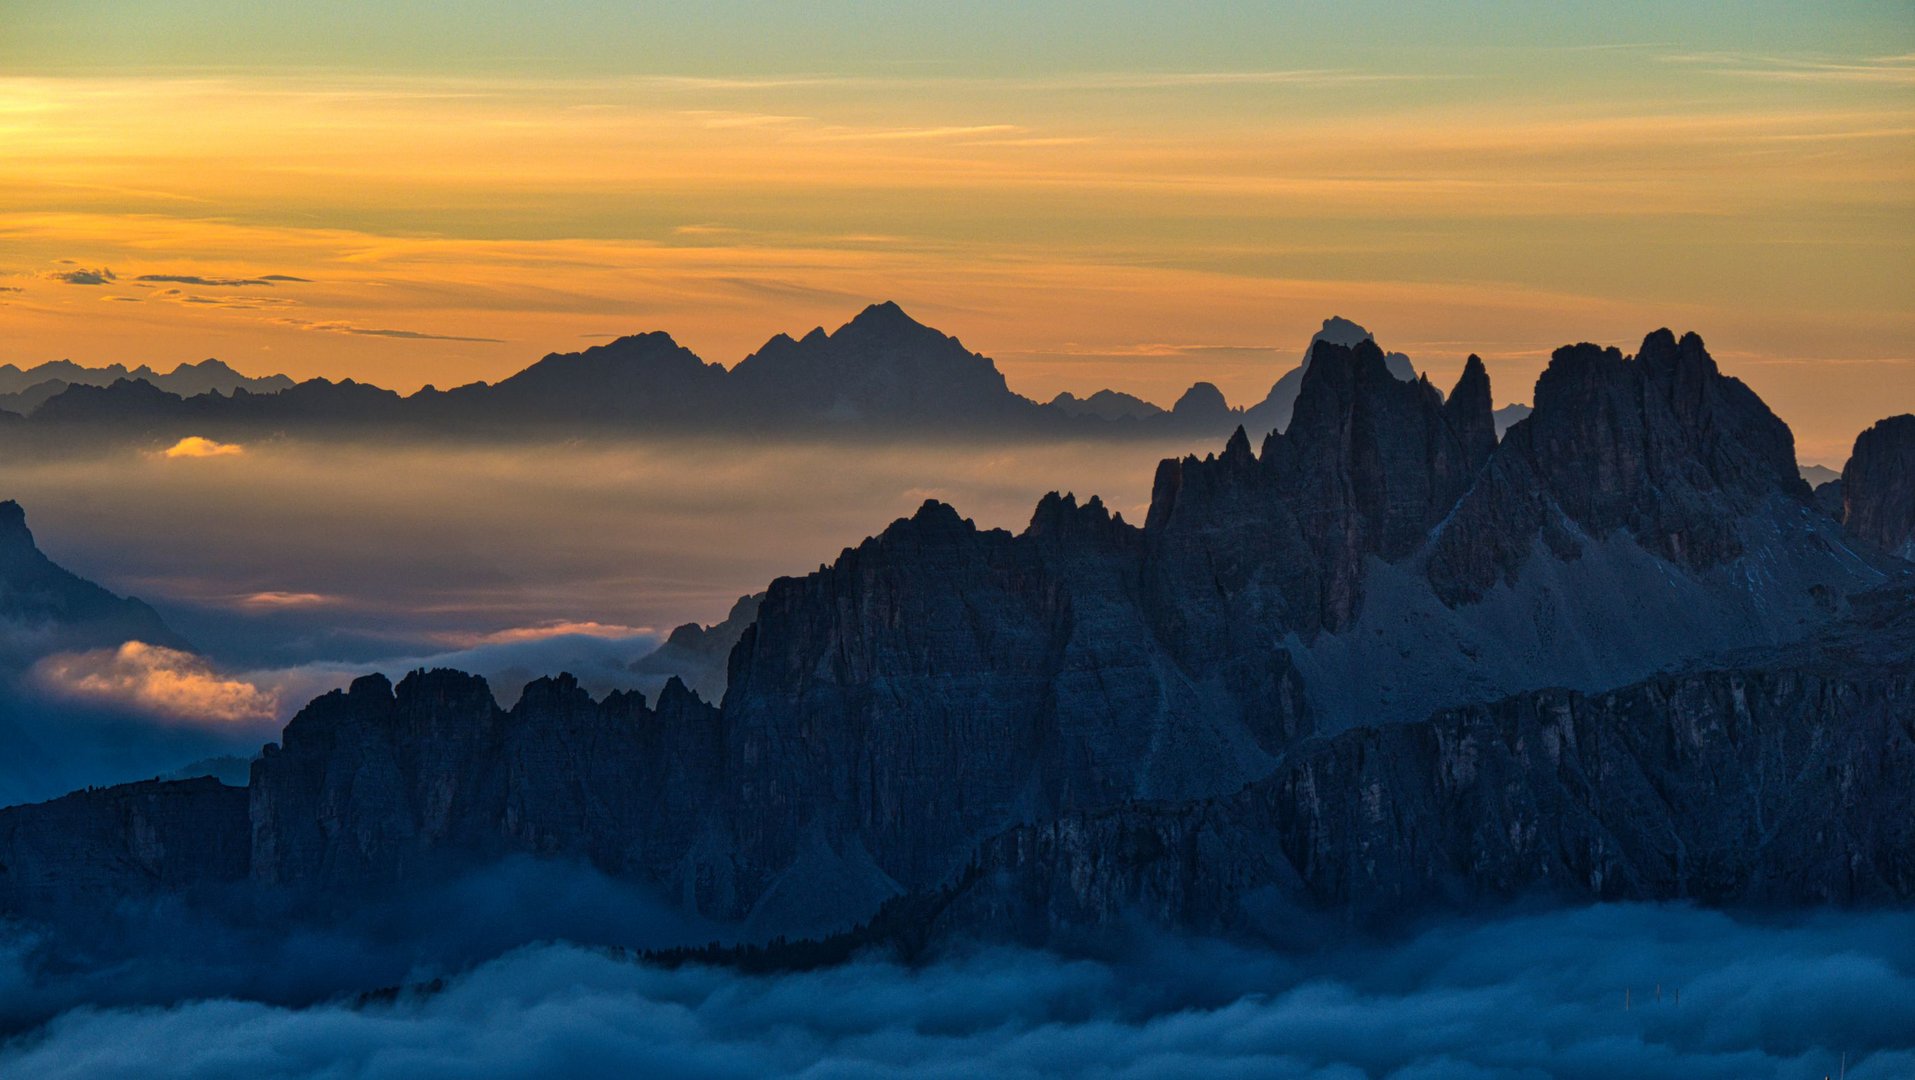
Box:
[2,904,1910,1079]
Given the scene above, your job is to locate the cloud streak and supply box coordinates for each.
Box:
[276,317,504,343]
[135,274,295,287]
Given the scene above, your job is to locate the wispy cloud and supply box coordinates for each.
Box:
[238,590,334,608]
[135,273,302,287]
[1669,51,1915,85]
[276,317,504,343]
[453,620,656,646]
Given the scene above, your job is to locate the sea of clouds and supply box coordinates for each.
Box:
[1,901,1910,1079]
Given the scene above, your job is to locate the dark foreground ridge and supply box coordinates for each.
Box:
[0,328,1910,954]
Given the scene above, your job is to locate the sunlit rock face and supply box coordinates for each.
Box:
[1841,414,1915,561]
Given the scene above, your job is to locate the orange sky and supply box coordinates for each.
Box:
[1,6,1910,463]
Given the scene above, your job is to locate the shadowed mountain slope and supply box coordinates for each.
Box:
[0,500,188,669]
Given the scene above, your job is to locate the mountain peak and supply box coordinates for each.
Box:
[1172,381,1230,419]
[0,499,25,536]
[841,300,927,335]
[1312,315,1374,351]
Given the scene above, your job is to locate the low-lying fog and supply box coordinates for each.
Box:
[1,900,1909,1079]
[15,435,1191,662]
[0,435,1196,801]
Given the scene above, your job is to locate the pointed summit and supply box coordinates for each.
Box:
[1445,355,1497,469]
[1244,317,1419,438]
[1223,425,1254,463]
[730,302,1028,428]
[842,300,925,334]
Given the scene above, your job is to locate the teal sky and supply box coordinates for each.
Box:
[6,1,1910,76]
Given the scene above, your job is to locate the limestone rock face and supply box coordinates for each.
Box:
[1841,414,1915,560]
[1429,331,1810,602]
[0,777,249,919]
[721,495,1299,930]
[1146,339,1493,641]
[249,670,727,904]
[939,603,1915,937]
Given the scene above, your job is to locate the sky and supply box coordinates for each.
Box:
[0,2,1911,460]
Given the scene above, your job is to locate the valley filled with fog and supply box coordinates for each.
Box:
[14,434,1195,662]
[0,434,1194,801]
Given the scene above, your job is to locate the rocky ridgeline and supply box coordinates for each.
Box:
[948,653,1915,937]
[1,329,1910,944]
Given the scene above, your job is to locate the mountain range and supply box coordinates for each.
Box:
[3,306,1532,445]
[1,327,1909,952]
[0,358,292,418]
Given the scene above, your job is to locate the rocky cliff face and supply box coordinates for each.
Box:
[938,593,1915,938]
[1841,414,1915,560]
[1428,330,1811,602]
[721,494,1302,935]
[0,777,248,920]
[248,670,726,903]
[1240,316,1418,437]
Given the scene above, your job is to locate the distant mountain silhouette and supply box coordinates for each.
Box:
[1799,463,1841,488]
[1046,389,1164,421]
[0,500,188,669]
[2,305,1452,445]
[1492,402,1531,437]
[0,358,291,417]
[628,592,763,702]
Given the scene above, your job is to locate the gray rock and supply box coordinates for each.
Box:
[0,777,249,920]
[1840,414,1915,560]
